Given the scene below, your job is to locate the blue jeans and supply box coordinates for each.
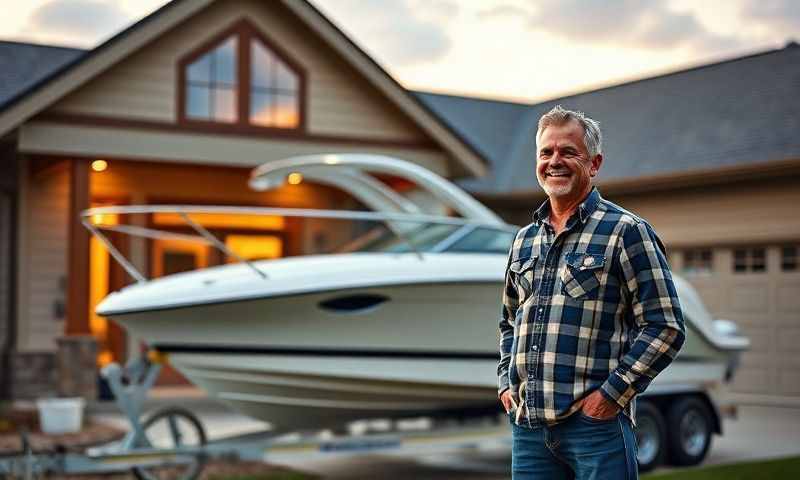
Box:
[509,410,638,479]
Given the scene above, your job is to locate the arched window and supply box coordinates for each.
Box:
[178,19,304,131]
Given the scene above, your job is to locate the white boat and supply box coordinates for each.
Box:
[88,154,748,433]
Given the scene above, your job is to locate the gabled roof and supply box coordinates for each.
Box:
[412,92,531,193]
[415,43,800,196]
[4,1,799,192]
[0,0,488,177]
[0,41,85,109]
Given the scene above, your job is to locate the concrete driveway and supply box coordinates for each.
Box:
[279,405,800,478]
[91,400,800,479]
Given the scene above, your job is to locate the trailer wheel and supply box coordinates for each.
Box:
[666,397,713,466]
[132,406,207,480]
[634,401,666,472]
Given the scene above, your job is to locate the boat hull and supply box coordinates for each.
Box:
[108,280,739,432]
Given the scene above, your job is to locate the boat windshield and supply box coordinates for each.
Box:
[338,224,515,254]
[442,227,515,254]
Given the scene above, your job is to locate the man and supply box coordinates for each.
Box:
[497,105,685,479]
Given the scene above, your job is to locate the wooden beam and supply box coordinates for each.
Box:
[66,159,90,335]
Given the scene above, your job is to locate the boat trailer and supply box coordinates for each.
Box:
[0,353,512,480]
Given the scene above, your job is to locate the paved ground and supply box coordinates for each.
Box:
[90,397,800,479]
[696,405,800,465]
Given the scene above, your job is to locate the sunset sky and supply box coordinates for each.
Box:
[0,0,796,103]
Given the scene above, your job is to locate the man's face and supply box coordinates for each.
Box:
[536,120,602,201]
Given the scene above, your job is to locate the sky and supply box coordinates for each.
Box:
[0,0,797,104]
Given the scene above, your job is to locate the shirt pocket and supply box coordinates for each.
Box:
[509,255,538,302]
[561,252,606,300]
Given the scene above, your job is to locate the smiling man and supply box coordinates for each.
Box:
[497,105,685,479]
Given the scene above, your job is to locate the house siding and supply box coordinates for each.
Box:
[47,0,428,143]
[19,161,70,352]
[606,178,800,248]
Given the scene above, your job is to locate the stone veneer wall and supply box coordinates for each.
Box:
[9,351,57,399]
[9,336,98,400]
[56,336,97,399]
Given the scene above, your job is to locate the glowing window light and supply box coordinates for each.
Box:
[287,172,303,185]
[153,212,284,230]
[91,160,108,172]
[90,213,119,226]
[225,234,282,262]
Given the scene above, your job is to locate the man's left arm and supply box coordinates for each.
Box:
[598,220,686,410]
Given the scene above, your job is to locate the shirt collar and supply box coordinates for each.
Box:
[532,187,602,226]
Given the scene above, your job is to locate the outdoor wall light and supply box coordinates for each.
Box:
[91,159,108,172]
[287,172,303,185]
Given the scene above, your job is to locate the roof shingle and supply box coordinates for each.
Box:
[0,40,86,111]
[415,44,800,195]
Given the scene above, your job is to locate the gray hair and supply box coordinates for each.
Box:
[536,105,603,158]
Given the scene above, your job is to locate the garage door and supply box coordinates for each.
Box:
[674,246,800,399]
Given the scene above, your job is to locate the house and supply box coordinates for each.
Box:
[0,0,488,397]
[0,0,798,405]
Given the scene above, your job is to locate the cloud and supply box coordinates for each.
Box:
[740,0,800,35]
[631,9,735,51]
[26,0,130,46]
[312,0,454,66]
[481,0,740,53]
[477,5,528,20]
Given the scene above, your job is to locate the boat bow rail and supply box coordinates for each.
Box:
[81,204,514,284]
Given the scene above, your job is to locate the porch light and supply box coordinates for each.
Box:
[287,172,303,185]
[91,159,108,172]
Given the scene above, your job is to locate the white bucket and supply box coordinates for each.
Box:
[36,397,86,434]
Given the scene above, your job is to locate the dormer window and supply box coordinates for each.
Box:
[178,19,304,130]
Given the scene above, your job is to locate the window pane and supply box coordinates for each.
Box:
[214,37,237,85]
[249,39,300,128]
[186,85,210,119]
[213,87,237,122]
[751,248,766,272]
[683,248,712,274]
[783,246,797,271]
[250,91,273,125]
[251,42,274,89]
[733,249,746,272]
[273,94,299,127]
[185,36,239,122]
[187,54,211,83]
[275,62,298,91]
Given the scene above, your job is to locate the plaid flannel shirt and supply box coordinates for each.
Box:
[498,187,685,427]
